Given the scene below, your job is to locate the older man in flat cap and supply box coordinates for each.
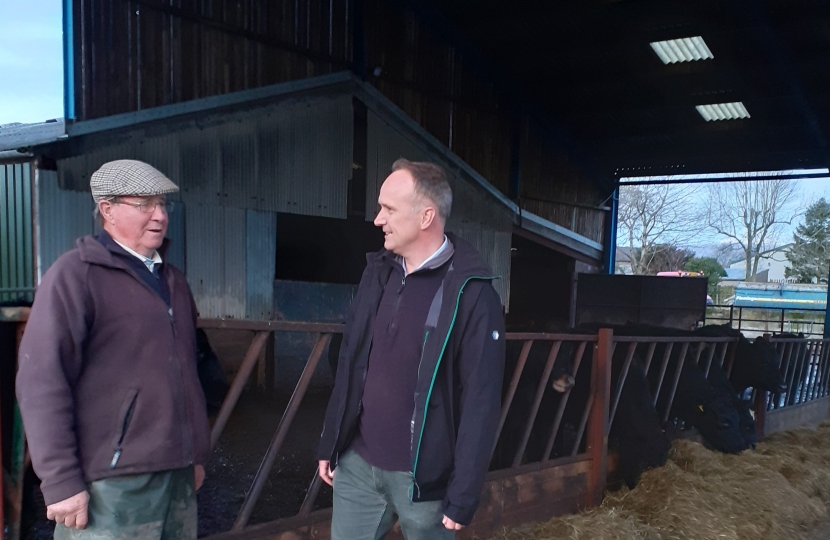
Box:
[17,160,210,539]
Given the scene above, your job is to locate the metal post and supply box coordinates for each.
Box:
[210,331,271,449]
[492,340,533,453]
[232,333,332,530]
[586,329,612,508]
[512,341,562,467]
[602,187,619,274]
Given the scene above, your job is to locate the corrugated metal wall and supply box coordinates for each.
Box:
[246,210,277,320]
[59,95,353,219]
[37,170,96,274]
[366,110,512,305]
[0,162,35,303]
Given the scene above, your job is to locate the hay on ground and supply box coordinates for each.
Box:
[493,423,830,540]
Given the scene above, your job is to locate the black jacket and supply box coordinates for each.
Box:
[317,233,505,526]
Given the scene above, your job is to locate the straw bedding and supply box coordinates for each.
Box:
[490,422,830,540]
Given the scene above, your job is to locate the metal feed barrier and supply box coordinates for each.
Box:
[3,317,829,540]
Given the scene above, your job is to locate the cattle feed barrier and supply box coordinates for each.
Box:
[762,335,830,436]
[3,319,830,540]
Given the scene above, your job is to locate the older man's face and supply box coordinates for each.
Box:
[104,195,169,257]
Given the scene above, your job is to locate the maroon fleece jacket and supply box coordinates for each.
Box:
[16,236,210,505]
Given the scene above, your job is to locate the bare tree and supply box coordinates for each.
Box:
[617,183,704,274]
[705,180,801,282]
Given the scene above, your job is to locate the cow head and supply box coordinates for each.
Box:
[688,399,748,454]
[730,336,786,394]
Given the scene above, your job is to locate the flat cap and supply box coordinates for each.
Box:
[90,159,179,203]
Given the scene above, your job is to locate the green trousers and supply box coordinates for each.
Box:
[331,450,455,540]
[53,466,196,540]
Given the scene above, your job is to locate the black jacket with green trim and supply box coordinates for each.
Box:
[317,233,505,526]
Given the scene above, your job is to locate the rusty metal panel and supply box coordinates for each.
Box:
[37,170,95,275]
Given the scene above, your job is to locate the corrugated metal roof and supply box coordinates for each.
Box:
[0,119,65,152]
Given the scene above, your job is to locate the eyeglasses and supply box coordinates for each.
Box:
[113,198,175,213]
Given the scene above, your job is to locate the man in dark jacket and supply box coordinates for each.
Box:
[317,159,505,539]
[17,160,210,539]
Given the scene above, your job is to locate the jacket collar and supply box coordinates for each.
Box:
[370,232,494,280]
[76,232,171,271]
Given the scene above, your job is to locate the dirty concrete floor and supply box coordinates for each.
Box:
[196,389,332,536]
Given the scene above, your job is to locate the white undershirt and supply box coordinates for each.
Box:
[113,239,163,273]
[402,235,449,276]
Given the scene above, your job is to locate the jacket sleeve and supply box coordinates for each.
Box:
[16,259,92,506]
[442,284,505,526]
[316,260,372,461]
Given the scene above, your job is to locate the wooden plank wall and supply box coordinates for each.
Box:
[69,0,609,242]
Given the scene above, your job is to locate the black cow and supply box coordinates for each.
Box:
[494,336,671,488]
[609,362,672,488]
[706,363,757,449]
[582,324,749,454]
[656,351,748,454]
[693,324,786,395]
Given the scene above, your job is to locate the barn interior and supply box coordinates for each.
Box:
[3,0,830,538]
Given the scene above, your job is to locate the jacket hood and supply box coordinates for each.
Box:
[76,234,172,269]
[371,232,495,279]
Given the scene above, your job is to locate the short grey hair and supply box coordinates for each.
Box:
[391,158,453,222]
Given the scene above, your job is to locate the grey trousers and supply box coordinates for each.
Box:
[331,449,455,540]
[53,466,196,540]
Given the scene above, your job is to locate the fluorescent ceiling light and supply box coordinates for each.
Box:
[695,102,750,121]
[650,37,714,64]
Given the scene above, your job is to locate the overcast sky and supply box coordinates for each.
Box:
[0,0,63,125]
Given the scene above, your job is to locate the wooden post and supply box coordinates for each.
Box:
[754,390,767,442]
[586,328,612,508]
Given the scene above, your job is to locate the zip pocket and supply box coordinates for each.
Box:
[111,389,139,468]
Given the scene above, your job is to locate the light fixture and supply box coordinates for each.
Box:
[650,37,714,64]
[695,102,750,121]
